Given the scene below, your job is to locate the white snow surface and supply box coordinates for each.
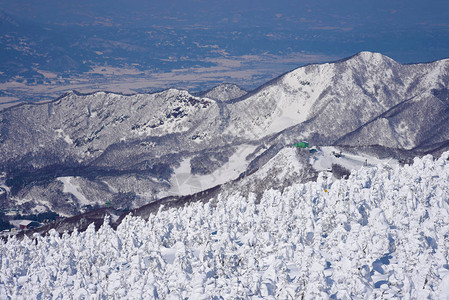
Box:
[57,177,89,205]
[310,146,398,173]
[201,84,247,102]
[254,147,304,180]
[164,144,258,196]
[54,129,73,145]
[224,64,335,138]
[1,152,449,299]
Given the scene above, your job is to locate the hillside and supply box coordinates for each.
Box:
[1,152,448,298]
[0,52,448,217]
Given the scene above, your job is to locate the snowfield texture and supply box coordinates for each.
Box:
[198,83,247,102]
[1,52,448,216]
[1,153,449,299]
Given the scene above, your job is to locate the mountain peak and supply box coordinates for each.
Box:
[356,51,384,58]
[350,51,396,65]
[1,52,449,218]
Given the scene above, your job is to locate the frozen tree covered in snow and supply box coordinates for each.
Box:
[1,152,449,299]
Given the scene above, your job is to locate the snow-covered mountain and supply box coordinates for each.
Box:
[1,152,448,298]
[0,51,448,216]
[225,52,449,143]
[195,83,247,102]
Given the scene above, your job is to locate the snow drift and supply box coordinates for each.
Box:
[1,152,449,299]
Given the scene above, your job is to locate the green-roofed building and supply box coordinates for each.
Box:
[293,141,309,148]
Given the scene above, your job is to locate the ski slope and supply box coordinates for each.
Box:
[57,177,90,206]
[0,152,449,299]
[310,146,398,173]
[163,144,258,197]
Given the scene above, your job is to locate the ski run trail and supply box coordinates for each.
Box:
[1,152,449,299]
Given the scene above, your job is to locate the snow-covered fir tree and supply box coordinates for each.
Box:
[1,152,449,299]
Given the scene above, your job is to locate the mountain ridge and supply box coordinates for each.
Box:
[0,51,448,216]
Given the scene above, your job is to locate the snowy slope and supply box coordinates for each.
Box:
[1,152,448,299]
[226,52,449,142]
[0,89,217,160]
[57,177,90,206]
[1,52,449,216]
[197,83,247,102]
[335,80,449,150]
[163,144,258,197]
[310,146,398,173]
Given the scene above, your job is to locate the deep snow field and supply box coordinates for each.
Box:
[1,152,449,299]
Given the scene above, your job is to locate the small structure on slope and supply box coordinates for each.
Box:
[19,220,40,230]
[293,141,309,148]
[332,150,343,158]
